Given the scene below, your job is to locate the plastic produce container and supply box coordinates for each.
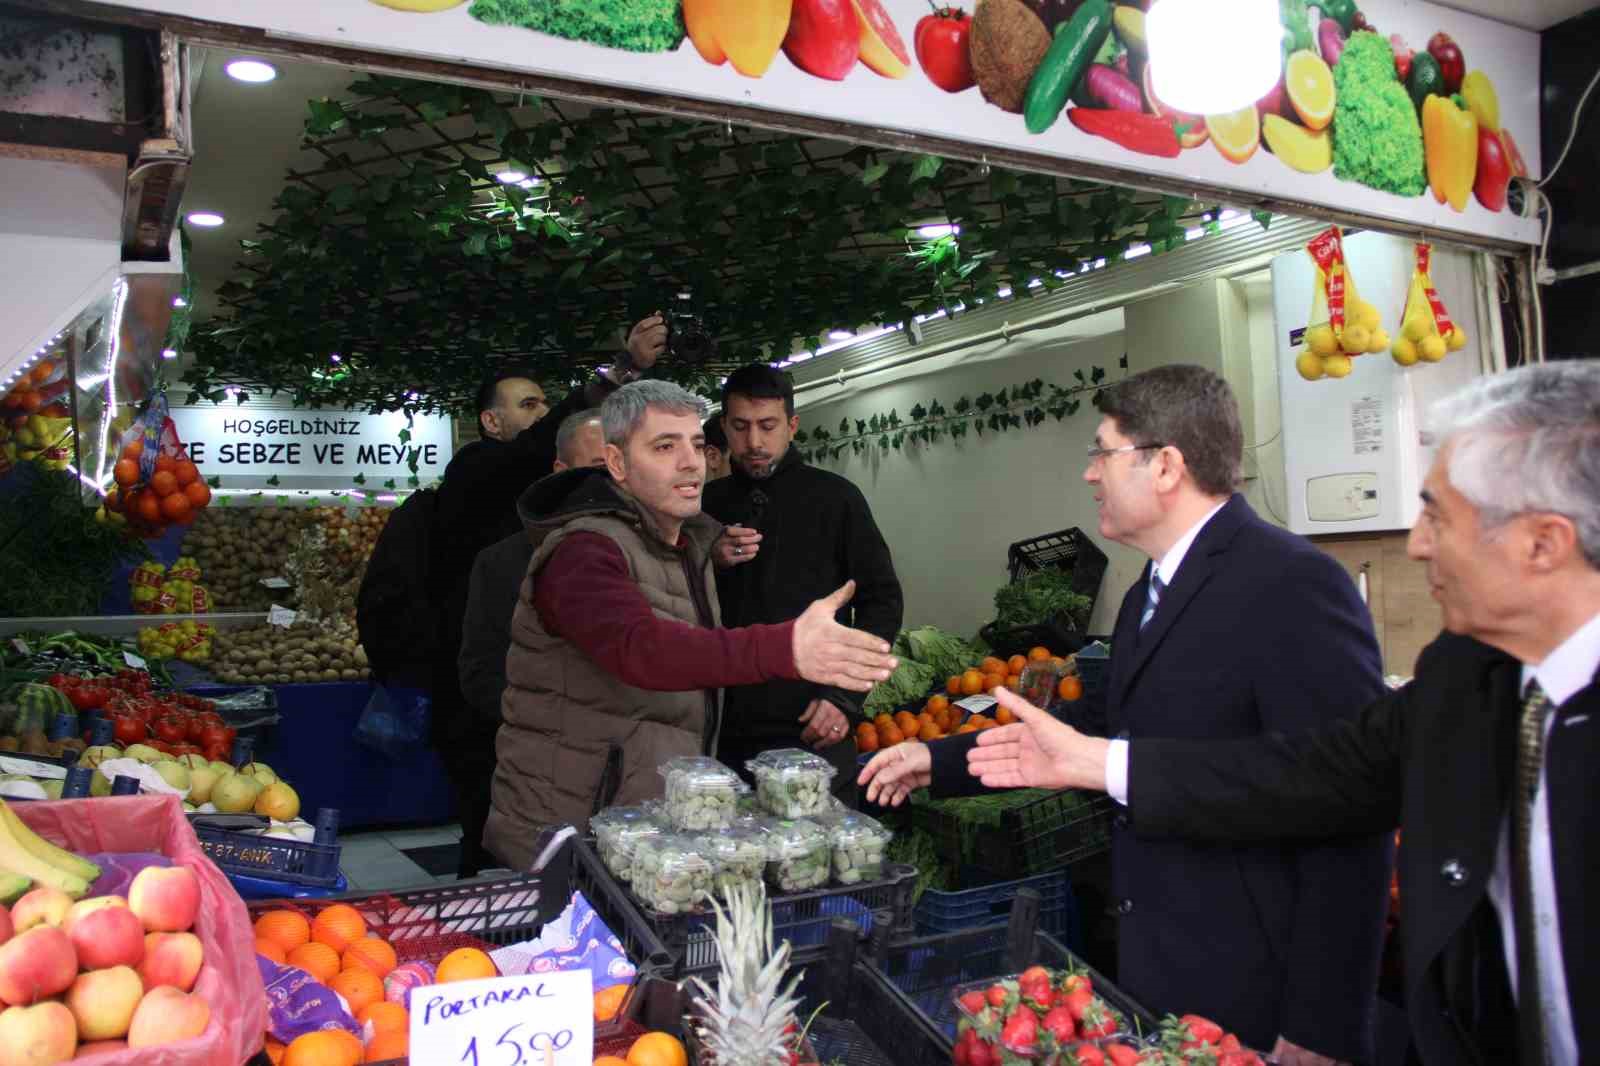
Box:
[660,755,741,831]
[815,810,892,885]
[764,818,831,893]
[749,748,836,818]
[632,832,716,915]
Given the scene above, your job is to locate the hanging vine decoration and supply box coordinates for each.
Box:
[795,365,1117,464]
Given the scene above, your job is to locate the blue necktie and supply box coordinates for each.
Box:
[1140,573,1165,630]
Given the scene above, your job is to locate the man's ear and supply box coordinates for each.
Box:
[604,442,627,482]
[552,459,569,473]
[479,409,497,438]
[788,414,800,436]
[1524,512,1582,575]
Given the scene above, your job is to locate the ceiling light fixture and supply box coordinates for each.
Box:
[161,348,178,360]
[916,223,959,239]
[828,329,854,341]
[495,170,528,184]
[172,296,187,308]
[186,212,225,228]
[1147,0,1279,114]
[224,58,278,83]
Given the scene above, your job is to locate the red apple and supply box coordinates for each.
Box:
[128,867,199,934]
[65,966,144,1042]
[0,905,11,948]
[126,986,210,1049]
[1474,124,1511,212]
[65,901,145,971]
[138,932,203,993]
[0,1001,77,1066]
[0,927,77,1007]
[9,889,72,934]
[783,0,861,80]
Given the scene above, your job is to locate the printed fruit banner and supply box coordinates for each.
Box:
[98,0,1539,245]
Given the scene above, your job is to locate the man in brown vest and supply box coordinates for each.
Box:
[484,381,898,869]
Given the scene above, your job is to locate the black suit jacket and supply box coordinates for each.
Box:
[930,496,1391,1059]
[1132,630,1596,1065]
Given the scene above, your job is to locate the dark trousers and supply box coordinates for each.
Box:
[435,734,497,878]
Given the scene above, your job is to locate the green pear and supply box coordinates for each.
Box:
[124,743,164,764]
[239,762,277,785]
[78,745,121,769]
[207,760,234,778]
[152,760,191,791]
[187,766,221,805]
[177,754,211,771]
[39,779,64,799]
[90,770,111,797]
[212,772,262,814]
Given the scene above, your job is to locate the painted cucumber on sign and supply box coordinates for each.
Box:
[87,0,1540,246]
[166,405,452,486]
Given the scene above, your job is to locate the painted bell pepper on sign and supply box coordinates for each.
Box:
[684,0,794,77]
[1423,94,1477,212]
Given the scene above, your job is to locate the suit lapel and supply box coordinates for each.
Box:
[1106,565,1149,732]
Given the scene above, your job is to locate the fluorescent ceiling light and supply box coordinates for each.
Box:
[1147,0,1279,115]
[224,58,277,83]
[186,212,225,228]
[916,223,959,239]
[828,329,853,341]
[495,170,528,184]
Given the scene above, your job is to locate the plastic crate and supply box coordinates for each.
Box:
[914,868,1079,946]
[869,890,1160,1050]
[972,790,1117,882]
[571,835,914,975]
[194,823,342,888]
[978,615,1087,659]
[1007,526,1110,595]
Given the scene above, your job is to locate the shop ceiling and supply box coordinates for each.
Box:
[180,50,1233,416]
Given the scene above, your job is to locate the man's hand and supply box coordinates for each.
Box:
[627,313,666,371]
[968,687,1111,791]
[858,740,930,807]
[1271,1037,1347,1066]
[791,581,897,692]
[799,699,850,749]
[712,525,762,569]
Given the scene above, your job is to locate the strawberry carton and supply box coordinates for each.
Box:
[952,965,1154,1064]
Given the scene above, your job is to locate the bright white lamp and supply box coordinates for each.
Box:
[1147,0,1282,116]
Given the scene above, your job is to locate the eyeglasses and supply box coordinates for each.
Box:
[1086,443,1166,463]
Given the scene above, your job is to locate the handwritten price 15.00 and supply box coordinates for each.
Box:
[461,1022,573,1066]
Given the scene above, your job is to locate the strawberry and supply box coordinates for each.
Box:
[1062,984,1094,1021]
[968,1037,1000,1066]
[1078,998,1121,1039]
[1105,1044,1143,1066]
[1025,985,1056,1011]
[1061,972,1093,997]
[985,984,1009,1010]
[959,991,988,1016]
[1219,1034,1242,1051]
[1041,1005,1077,1044]
[1001,1009,1040,1055]
[1219,1053,1264,1066]
[1066,1045,1106,1066]
[1019,965,1052,989]
[953,1027,975,1066]
[1180,1015,1224,1047]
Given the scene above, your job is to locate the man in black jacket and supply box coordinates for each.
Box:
[703,364,902,797]
[428,315,663,877]
[948,362,1597,1065]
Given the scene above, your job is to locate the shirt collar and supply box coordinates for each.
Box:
[1521,609,1600,706]
[1153,500,1229,587]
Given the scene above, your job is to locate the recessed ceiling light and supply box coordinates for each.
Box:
[495,170,528,184]
[828,329,853,341]
[917,223,959,239]
[186,212,225,228]
[225,58,277,84]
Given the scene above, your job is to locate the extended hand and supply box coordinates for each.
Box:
[967,687,1110,791]
[627,313,666,370]
[858,740,930,807]
[799,699,850,748]
[791,581,897,692]
[712,524,762,569]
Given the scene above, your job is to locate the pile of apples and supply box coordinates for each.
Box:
[0,865,210,1064]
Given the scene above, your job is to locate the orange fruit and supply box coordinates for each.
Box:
[435,947,498,983]
[596,1058,631,1066]
[282,1030,361,1066]
[363,1031,408,1062]
[995,705,1016,726]
[121,439,144,461]
[1005,673,1022,691]
[957,722,979,734]
[256,910,312,954]
[982,672,1005,693]
[149,470,178,497]
[330,967,385,1015]
[153,454,177,476]
[980,656,1006,676]
[917,720,943,741]
[184,479,212,509]
[134,490,162,526]
[626,1032,688,1066]
[959,669,984,696]
[946,676,961,696]
[894,711,919,735]
[594,982,630,1022]
[257,937,288,965]
[160,490,193,522]
[1006,654,1027,675]
[856,725,879,753]
[1058,676,1084,702]
[113,459,139,488]
[357,1001,408,1039]
[312,904,367,953]
[873,713,894,731]
[264,1035,287,1065]
[342,937,398,979]
[1027,647,1052,662]
[1285,48,1335,131]
[175,459,200,486]
[927,694,950,714]
[877,722,903,746]
[287,942,341,984]
[1206,104,1260,164]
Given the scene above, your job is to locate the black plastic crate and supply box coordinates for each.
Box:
[1007,526,1110,594]
[572,835,915,975]
[972,790,1117,882]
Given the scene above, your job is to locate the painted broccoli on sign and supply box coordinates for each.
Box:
[466,0,685,52]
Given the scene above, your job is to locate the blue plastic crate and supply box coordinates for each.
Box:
[914,869,1079,946]
[193,825,341,887]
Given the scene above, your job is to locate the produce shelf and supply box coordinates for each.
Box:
[910,786,1114,887]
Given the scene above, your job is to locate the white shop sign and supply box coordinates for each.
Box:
[166,405,452,485]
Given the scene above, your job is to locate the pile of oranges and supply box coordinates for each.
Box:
[253,903,500,1065]
[594,1031,688,1066]
[104,437,213,538]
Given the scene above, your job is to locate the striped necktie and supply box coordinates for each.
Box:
[1140,573,1165,630]
[1512,679,1554,1065]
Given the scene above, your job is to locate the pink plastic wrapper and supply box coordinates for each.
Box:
[85,851,172,898]
[14,795,268,1065]
[257,955,362,1044]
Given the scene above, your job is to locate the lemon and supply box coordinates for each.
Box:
[1206,106,1261,164]
[1446,326,1467,351]
[1261,114,1332,173]
[1391,338,1420,366]
[1306,324,1338,355]
[1419,335,1447,362]
[1402,317,1431,343]
[1367,329,1390,354]
[1286,50,1335,131]
[1351,301,1381,331]
[1295,351,1326,381]
[1322,354,1354,378]
[1341,324,1371,354]
[367,0,466,9]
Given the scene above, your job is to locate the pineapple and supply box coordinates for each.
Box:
[688,881,805,1066]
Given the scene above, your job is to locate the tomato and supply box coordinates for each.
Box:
[148,739,172,755]
[153,716,188,745]
[168,742,201,757]
[112,715,147,747]
[197,723,230,750]
[915,6,975,94]
[202,740,230,763]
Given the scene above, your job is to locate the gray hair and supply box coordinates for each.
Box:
[600,380,708,448]
[1428,361,1600,565]
[554,408,603,465]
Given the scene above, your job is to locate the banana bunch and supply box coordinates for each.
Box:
[1298,228,1390,382]
[0,798,102,900]
[1393,242,1468,366]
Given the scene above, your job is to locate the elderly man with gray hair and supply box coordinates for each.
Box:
[924,361,1598,1066]
[484,381,898,867]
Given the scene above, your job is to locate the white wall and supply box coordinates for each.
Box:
[799,310,1144,640]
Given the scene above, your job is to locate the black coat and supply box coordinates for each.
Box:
[1132,630,1597,1065]
[931,496,1392,1061]
[701,447,903,744]
[457,530,534,728]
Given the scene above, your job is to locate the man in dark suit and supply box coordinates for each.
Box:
[956,361,1596,1065]
[861,365,1392,1064]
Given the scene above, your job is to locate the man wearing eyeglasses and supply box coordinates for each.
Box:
[860,365,1392,1065]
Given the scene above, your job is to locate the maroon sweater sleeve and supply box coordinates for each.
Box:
[534,531,798,691]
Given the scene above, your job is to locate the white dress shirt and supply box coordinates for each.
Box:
[1486,610,1599,1066]
[1104,501,1227,804]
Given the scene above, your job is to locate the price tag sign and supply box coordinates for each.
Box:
[123,651,148,670]
[955,694,996,713]
[268,604,298,628]
[10,639,28,656]
[410,970,593,1066]
[260,576,292,590]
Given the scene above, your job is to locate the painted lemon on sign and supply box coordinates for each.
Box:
[368,0,467,10]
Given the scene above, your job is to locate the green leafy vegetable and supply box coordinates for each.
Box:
[1331,31,1426,196]
[862,658,938,718]
[900,625,983,680]
[1279,0,1312,56]
[993,570,1093,631]
[468,0,684,53]
[0,469,148,617]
